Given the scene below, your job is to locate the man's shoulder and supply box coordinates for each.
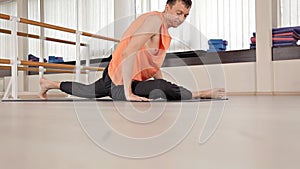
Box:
[142,12,162,25]
[138,11,161,19]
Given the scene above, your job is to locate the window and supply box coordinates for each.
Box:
[280,0,300,27]
[135,0,256,51]
[0,0,17,58]
[28,0,114,61]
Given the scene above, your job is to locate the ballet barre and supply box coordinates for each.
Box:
[0,12,119,99]
[0,28,87,46]
[0,13,120,42]
[0,65,87,74]
[0,58,105,72]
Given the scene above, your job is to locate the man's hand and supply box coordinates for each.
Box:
[125,93,151,101]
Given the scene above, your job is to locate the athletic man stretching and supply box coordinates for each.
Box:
[39,0,225,101]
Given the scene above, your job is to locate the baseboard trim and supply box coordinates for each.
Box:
[227,92,300,96]
[226,92,256,96]
[255,92,274,96]
[273,92,300,96]
[1,92,300,99]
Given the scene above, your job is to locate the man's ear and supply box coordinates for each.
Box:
[165,4,170,12]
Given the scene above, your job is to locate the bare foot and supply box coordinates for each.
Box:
[39,78,60,100]
[193,88,226,99]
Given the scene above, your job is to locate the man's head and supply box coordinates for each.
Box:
[166,0,192,9]
[164,0,192,28]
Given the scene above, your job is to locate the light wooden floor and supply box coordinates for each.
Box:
[0,96,299,169]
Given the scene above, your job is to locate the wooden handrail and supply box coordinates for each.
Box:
[0,58,105,71]
[45,37,87,46]
[0,58,10,64]
[0,65,87,74]
[20,18,76,34]
[0,13,10,20]
[81,65,104,71]
[0,12,120,42]
[0,28,10,34]
[0,28,87,46]
[81,32,120,43]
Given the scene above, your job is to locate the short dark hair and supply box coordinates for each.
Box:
[167,0,192,9]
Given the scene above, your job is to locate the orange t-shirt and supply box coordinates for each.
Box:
[108,11,172,85]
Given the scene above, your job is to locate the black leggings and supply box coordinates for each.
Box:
[60,66,192,100]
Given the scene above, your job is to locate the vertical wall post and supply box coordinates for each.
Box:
[10,16,19,99]
[39,0,45,78]
[255,0,274,95]
[75,0,81,82]
[114,0,135,38]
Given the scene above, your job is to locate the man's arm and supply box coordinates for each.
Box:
[153,69,163,79]
[121,15,162,101]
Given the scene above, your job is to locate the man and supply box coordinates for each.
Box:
[39,0,225,101]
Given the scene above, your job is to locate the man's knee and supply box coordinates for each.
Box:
[153,79,192,100]
[178,88,193,100]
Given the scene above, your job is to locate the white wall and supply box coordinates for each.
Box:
[274,60,300,92]
[114,0,135,39]
[4,75,24,92]
[162,63,256,94]
[161,60,300,94]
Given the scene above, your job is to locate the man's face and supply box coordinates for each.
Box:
[165,1,191,28]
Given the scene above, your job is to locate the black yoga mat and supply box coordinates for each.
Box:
[1,98,228,102]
